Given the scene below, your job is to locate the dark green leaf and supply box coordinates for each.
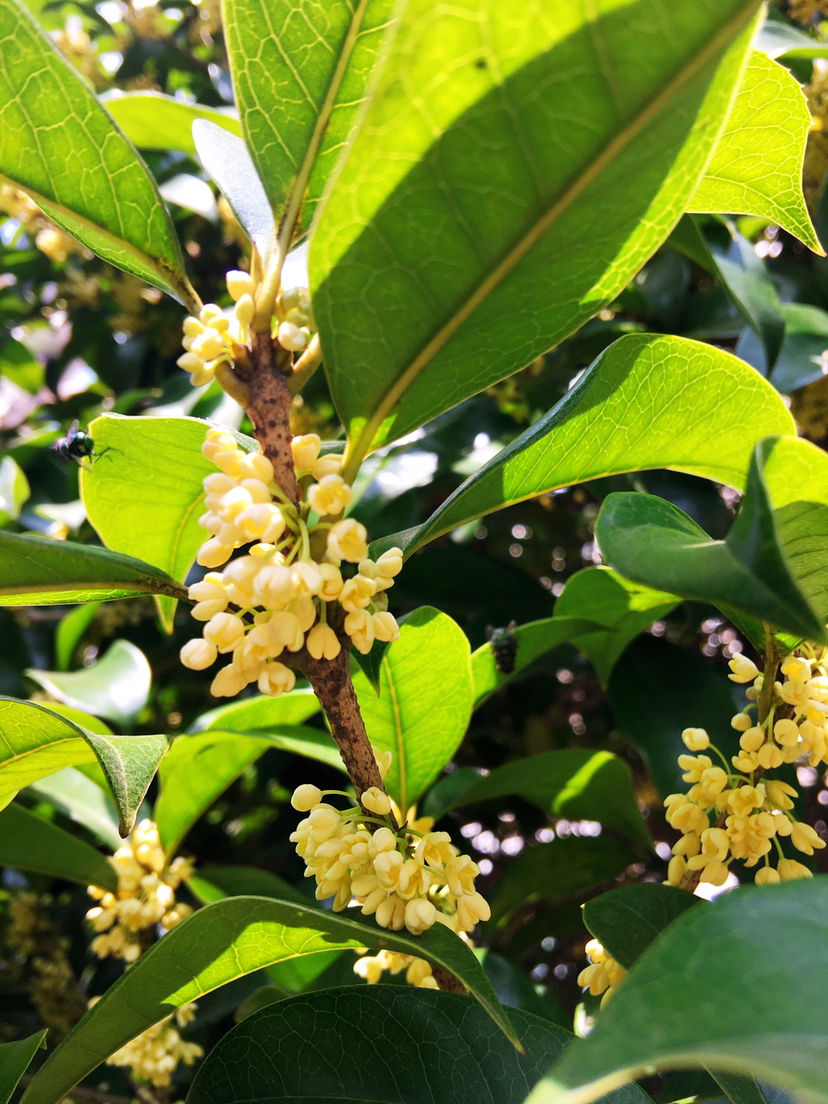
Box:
[0,531,188,607]
[312,2,762,467]
[443,750,650,848]
[186,987,577,1104]
[0,802,116,890]
[0,1032,47,1104]
[530,880,828,1104]
[582,883,702,970]
[553,567,679,686]
[378,334,793,559]
[351,607,472,812]
[188,866,305,906]
[20,897,517,1104]
[26,639,151,726]
[0,0,197,307]
[55,603,100,671]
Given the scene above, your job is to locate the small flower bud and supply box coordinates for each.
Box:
[291,784,323,812]
[362,787,392,816]
[728,655,760,683]
[226,270,254,301]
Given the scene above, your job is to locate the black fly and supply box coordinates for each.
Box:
[53,420,111,469]
[486,620,519,674]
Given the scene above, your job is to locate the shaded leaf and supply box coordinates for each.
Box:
[20,896,517,1104]
[26,640,151,726]
[312,1,762,467]
[689,52,821,254]
[528,880,828,1104]
[0,531,188,607]
[0,0,197,307]
[375,334,794,559]
[188,866,305,906]
[443,750,650,849]
[582,883,702,970]
[351,607,472,812]
[0,802,116,890]
[0,1032,47,1104]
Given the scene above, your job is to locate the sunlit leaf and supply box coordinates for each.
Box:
[101,91,240,155]
[26,640,151,726]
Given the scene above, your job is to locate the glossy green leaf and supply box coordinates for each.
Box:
[26,639,151,726]
[768,305,828,393]
[708,225,785,370]
[471,616,603,711]
[188,866,305,906]
[0,0,197,308]
[582,883,702,970]
[192,686,321,732]
[595,484,827,644]
[80,413,213,631]
[0,531,188,607]
[0,1032,46,1104]
[528,880,828,1104]
[377,334,794,559]
[101,92,240,155]
[20,897,517,1104]
[155,726,343,855]
[710,1072,796,1104]
[0,802,116,890]
[26,767,121,850]
[553,567,679,686]
[223,0,395,251]
[186,988,580,1104]
[351,607,472,812]
[442,750,650,849]
[756,21,828,61]
[689,52,821,254]
[311,1,761,468]
[608,637,739,800]
[0,697,168,835]
[489,837,637,929]
[192,121,275,267]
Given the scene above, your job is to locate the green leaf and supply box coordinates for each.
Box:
[608,637,739,800]
[26,639,151,726]
[582,883,702,970]
[351,607,472,812]
[0,802,116,890]
[192,121,275,267]
[20,897,518,1104]
[379,334,794,558]
[710,1071,795,1104]
[0,0,197,308]
[768,304,828,393]
[756,21,828,61]
[27,767,122,850]
[311,1,762,468]
[0,697,168,836]
[155,726,343,855]
[188,866,305,906]
[689,52,822,255]
[441,750,650,849]
[192,686,321,732]
[488,837,637,929]
[595,486,828,644]
[0,454,29,523]
[223,0,395,252]
[470,616,604,711]
[80,414,214,631]
[0,1032,47,1104]
[101,92,240,155]
[55,603,100,671]
[553,567,679,687]
[186,988,580,1104]
[0,531,188,607]
[527,880,828,1104]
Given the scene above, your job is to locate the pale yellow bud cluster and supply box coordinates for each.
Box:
[85,820,194,963]
[103,1002,203,1087]
[289,751,490,938]
[177,271,254,387]
[180,430,404,696]
[663,649,828,889]
[577,938,627,1008]
[276,285,315,352]
[353,948,439,989]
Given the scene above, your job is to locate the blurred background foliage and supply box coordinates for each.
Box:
[5,0,828,1094]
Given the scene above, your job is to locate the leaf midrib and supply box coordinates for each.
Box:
[342,3,757,477]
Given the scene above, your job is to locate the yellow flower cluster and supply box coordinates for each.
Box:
[664,651,828,888]
[577,938,627,1008]
[86,820,193,962]
[103,1002,202,1087]
[289,752,490,937]
[177,272,316,388]
[180,428,403,696]
[353,948,439,989]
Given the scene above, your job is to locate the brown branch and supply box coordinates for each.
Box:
[241,332,298,506]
